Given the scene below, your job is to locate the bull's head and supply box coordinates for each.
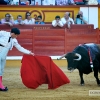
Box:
[57,52,82,72]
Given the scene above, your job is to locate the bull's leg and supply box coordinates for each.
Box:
[79,71,84,86]
[94,69,100,85]
[93,59,100,85]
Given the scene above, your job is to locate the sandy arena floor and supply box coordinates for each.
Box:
[0,66,100,100]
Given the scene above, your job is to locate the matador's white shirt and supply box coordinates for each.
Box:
[0,30,31,54]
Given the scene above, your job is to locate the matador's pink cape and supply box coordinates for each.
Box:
[20,55,70,89]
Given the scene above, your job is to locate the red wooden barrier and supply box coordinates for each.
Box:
[70,24,94,29]
[33,29,65,56]
[0,24,99,56]
[65,29,98,52]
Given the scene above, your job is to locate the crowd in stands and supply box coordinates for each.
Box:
[0,12,45,26]
[52,11,87,28]
[0,0,100,5]
[0,11,88,28]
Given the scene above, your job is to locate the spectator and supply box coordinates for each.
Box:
[98,0,100,4]
[84,0,88,5]
[74,11,88,24]
[20,0,28,4]
[23,12,35,24]
[55,0,75,5]
[42,0,55,5]
[61,12,74,28]
[87,0,98,5]
[52,16,64,27]
[14,15,24,25]
[35,15,45,24]
[34,14,38,22]
[74,0,85,5]
[0,0,9,5]
[30,0,34,5]
[1,13,14,26]
[8,0,14,5]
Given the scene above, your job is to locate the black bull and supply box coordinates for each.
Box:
[58,43,100,85]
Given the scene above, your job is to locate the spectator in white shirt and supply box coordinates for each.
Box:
[52,16,64,27]
[61,12,74,28]
[24,12,35,25]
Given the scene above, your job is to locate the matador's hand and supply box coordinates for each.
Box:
[29,52,34,56]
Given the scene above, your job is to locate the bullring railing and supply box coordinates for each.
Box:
[0,24,99,56]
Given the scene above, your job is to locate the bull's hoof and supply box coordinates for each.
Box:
[97,80,100,86]
[80,81,84,86]
[98,84,100,86]
[80,84,85,86]
[97,80,100,85]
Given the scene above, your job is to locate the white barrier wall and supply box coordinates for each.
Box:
[80,7,98,29]
[88,7,98,29]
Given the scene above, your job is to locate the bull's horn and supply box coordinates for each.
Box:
[74,53,82,61]
[57,54,66,60]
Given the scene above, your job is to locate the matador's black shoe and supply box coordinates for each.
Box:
[0,87,8,91]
